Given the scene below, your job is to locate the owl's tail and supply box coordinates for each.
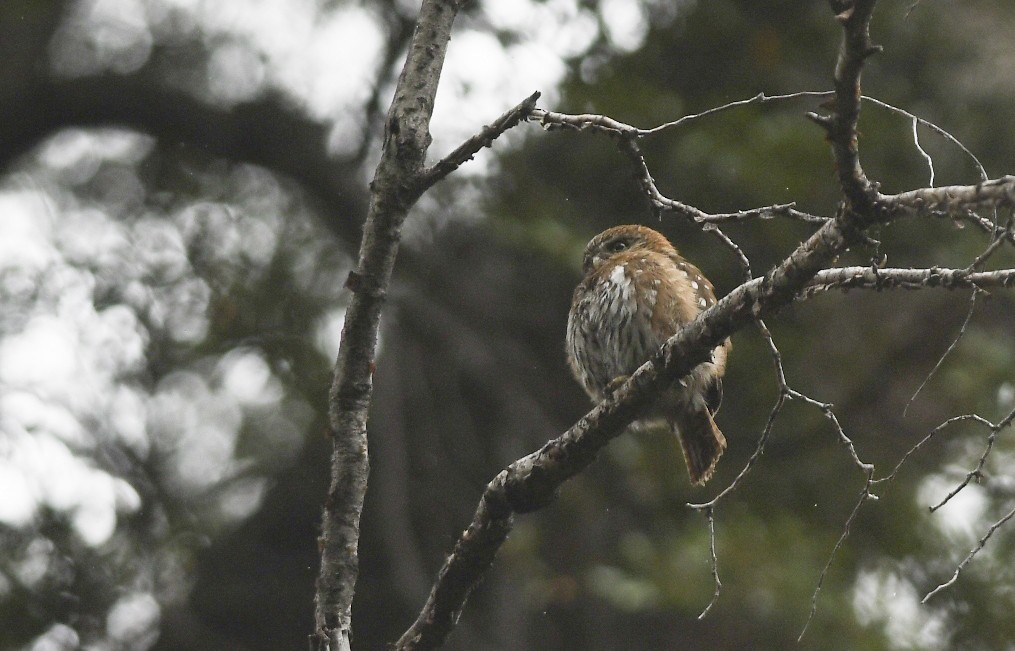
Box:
[673,407,726,486]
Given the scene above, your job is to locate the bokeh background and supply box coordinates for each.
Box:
[2,0,1015,649]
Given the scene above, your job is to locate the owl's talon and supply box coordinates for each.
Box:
[606,375,630,395]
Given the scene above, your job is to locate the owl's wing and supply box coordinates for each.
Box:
[667,252,726,417]
[667,253,718,309]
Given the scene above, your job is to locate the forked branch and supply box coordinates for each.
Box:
[311,1,537,649]
[389,0,1015,648]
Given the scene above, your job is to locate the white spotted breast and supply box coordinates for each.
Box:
[566,255,664,400]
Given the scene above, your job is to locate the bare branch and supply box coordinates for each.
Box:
[314,1,469,647]
[311,1,533,649]
[401,47,1015,648]
[614,136,826,225]
[394,0,1015,644]
[532,91,837,137]
[923,503,1015,603]
[536,103,828,227]
[862,96,988,182]
[929,406,1015,513]
[697,506,722,619]
[799,478,875,641]
[531,107,639,136]
[397,156,900,648]
[800,266,1015,295]
[873,415,995,486]
[534,91,988,194]
[420,91,541,187]
[811,0,881,210]
[880,176,1015,217]
[904,291,979,416]
[774,2,884,637]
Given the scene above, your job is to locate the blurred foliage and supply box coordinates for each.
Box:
[0,1,1014,650]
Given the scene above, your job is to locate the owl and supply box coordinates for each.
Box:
[566,224,731,486]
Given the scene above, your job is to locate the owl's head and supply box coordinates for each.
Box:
[581,224,675,274]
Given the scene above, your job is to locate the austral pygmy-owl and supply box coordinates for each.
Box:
[566,225,731,486]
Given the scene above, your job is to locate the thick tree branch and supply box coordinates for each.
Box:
[394,3,931,647]
[312,1,466,650]
[880,176,1015,216]
[801,265,1015,295]
[809,0,880,210]
[312,0,538,648]
[393,204,889,650]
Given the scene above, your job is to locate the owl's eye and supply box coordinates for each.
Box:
[608,240,628,253]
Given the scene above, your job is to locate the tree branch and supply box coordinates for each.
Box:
[922,503,1015,602]
[392,2,912,646]
[800,265,1015,296]
[419,91,540,187]
[809,0,881,210]
[393,202,890,650]
[312,1,467,649]
[531,91,835,137]
[880,176,1015,216]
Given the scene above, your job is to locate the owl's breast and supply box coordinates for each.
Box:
[566,260,660,399]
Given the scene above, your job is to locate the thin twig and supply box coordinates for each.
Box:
[967,218,1014,269]
[420,91,540,187]
[930,406,1015,512]
[690,315,879,626]
[923,504,1015,602]
[615,135,826,226]
[532,91,837,137]
[903,290,978,417]
[697,506,723,619]
[799,477,875,641]
[824,405,873,473]
[702,223,752,281]
[873,414,994,485]
[898,225,1015,425]
[912,117,935,187]
[689,321,788,512]
[862,96,988,182]
[640,91,837,136]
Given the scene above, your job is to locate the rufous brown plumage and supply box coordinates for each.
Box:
[566,224,731,485]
